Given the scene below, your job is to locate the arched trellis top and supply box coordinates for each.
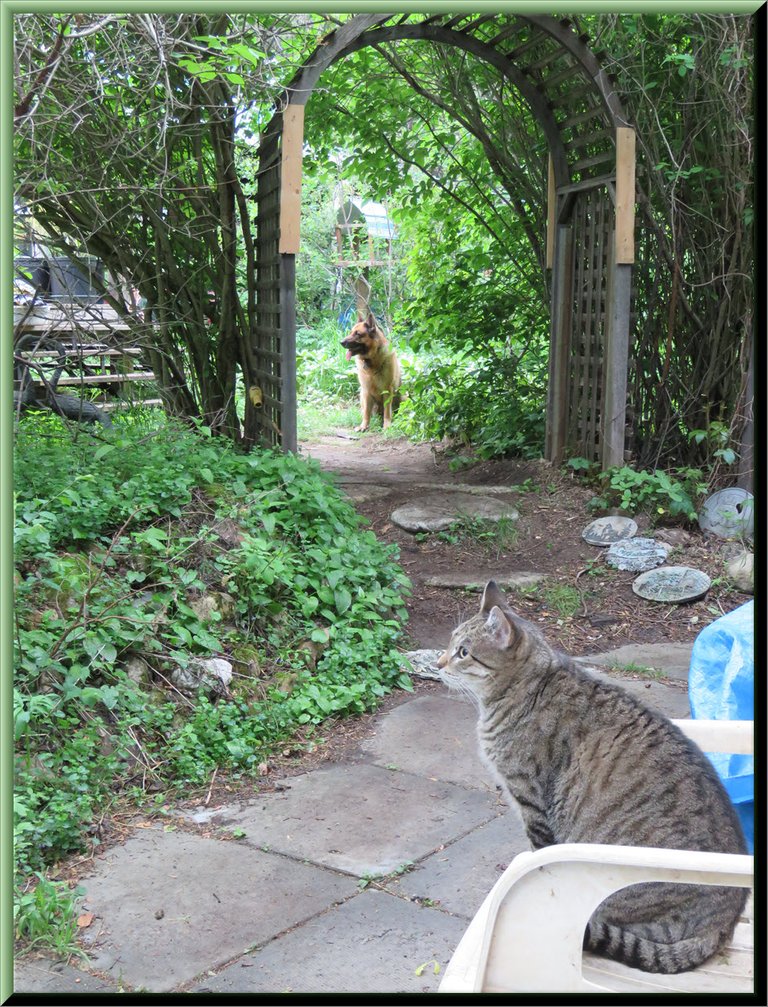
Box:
[248,13,637,470]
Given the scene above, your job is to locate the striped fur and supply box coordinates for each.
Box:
[437,581,748,974]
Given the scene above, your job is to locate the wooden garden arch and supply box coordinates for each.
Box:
[248,13,636,470]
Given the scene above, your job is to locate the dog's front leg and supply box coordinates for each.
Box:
[356,392,372,432]
[382,394,393,429]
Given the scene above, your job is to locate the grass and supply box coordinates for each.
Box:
[417,514,519,559]
[298,400,361,438]
[540,583,582,619]
[607,662,667,680]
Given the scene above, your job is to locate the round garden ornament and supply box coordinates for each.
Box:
[606,537,669,572]
[632,566,711,603]
[581,515,638,546]
[698,488,754,540]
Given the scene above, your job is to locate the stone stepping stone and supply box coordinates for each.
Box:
[391,493,519,533]
[582,515,638,546]
[632,565,711,603]
[414,483,520,496]
[606,537,670,572]
[425,571,545,590]
[341,483,393,502]
[698,487,754,540]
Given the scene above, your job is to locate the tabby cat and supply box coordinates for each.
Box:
[438,580,748,975]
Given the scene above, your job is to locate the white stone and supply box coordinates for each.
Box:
[726,551,754,593]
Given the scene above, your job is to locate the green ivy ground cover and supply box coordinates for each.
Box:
[13,413,411,881]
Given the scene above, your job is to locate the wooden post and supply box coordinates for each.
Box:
[601,231,632,469]
[279,105,304,255]
[545,223,574,464]
[354,274,370,317]
[546,155,555,270]
[614,127,635,265]
[280,254,298,453]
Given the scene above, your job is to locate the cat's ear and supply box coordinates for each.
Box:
[480,580,507,614]
[486,605,515,650]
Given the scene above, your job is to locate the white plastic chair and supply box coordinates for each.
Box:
[439,720,754,994]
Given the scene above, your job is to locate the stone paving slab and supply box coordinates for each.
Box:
[425,571,546,590]
[580,665,690,719]
[14,955,116,994]
[191,888,468,995]
[389,811,530,918]
[583,641,694,682]
[222,762,500,877]
[361,693,493,791]
[391,493,519,533]
[75,828,357,992]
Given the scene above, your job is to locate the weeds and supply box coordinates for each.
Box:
[608,662,666,681]
[540,584,582,619]
[14,875,86,959]
[434,514,519,558]
[566,457,708,525]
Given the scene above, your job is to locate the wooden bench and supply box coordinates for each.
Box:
[438,720,754,995]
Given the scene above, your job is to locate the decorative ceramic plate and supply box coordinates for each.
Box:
[581,516,638,546]
[632,565,711,603]
[606,537,669,572]
[698,488,754,540]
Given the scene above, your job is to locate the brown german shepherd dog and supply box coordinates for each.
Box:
[341,312,402,432]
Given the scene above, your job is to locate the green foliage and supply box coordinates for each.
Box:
[14,875,86,958]
[13,414,411,885]
[587,465,707,524]
[423,514,518,559]
[396,348,546,459]
[296,320,360,405]
[686,420,738,467]
[540,584,582,619]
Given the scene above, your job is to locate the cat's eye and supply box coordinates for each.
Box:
[457,646,469,659]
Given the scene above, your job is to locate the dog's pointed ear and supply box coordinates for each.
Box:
[365,312,375,330]
[356,310,365,322]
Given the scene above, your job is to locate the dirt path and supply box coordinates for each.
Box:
[299,431,749,659]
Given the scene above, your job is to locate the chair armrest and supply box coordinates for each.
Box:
[672,719,753,754]
[438,843,753,994]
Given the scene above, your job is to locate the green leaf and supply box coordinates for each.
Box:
[334,587,352,615]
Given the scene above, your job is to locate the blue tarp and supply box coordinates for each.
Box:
[688,600,754,852]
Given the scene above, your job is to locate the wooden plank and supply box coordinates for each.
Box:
[573,149,615,173]
[34,372,155,386]
[280,254,298,453]
[561,105,603,129]
[601,239,632,469]
[279,104,305,255]
[587,190,607,457]
[100,398,163,411]
[569,195,587,455]
[546,62,584,88]
[615,126,636,264]
[545,224,573,463]
[22,347,143,358]
[546,155,555,269]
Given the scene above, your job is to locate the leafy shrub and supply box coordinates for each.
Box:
[13,413,412,884]
[396,350,546,459]
[296,319,360,405]
[587,465,708,523]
